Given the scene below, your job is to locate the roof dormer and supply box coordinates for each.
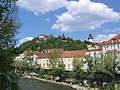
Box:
[111,38,116,43]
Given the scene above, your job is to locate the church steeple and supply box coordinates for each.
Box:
[88,34,93,42]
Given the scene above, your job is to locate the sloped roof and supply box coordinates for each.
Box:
[104,34,120,45]
[32,51,41,55]
[61,50,86,58]
[37,50,86,59]
[38,53,50,59]
[22,50,41,55]
[22,50,29,55]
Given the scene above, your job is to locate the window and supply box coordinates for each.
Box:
[107,46,108,49]
[112,40,114,43]
[104,46,106,50]
[114,45,115,49]
[111,46,112,49]
[47,63,49,66]
[118,52,119,55]
[118,45,119,49]
[43,63,45,66]
[68,64,70,67]
[69,59,70,61]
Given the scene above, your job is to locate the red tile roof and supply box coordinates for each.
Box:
[22,50,41,55]
[22,50,29,55]
[32,51,41,55]
[37,50,86,59]
[61,50,86,58]
[38,53,50,59]
[104,34,120,45]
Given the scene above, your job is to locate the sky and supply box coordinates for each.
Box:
[16,0,120,45]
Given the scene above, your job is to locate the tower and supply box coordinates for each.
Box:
[88,34,93,43]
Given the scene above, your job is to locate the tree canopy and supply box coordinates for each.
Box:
[18,35,89,53]
[0,0,20,89]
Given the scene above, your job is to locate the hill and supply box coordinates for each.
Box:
[18,34,91,53]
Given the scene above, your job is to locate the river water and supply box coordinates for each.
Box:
[19,78,74,90]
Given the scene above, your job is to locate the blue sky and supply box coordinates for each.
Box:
[17,0,120,45]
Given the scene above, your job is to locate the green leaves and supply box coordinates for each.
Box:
[48,50,66,81]
[18,35,88,53]
[84,53,119,89]
[0,0,20,89]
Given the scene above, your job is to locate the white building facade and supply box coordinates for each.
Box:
[36,50,87,71]
[101,34,120,64]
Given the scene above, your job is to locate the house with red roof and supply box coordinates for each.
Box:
[103,34,120,56]
[36,50,87,71]
[15,49,87,71]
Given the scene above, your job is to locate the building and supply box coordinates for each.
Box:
[36,50,87,71]
[103,34,120,57]
[15,49,87,71]
[39,34,48,41]
[88,34,94,43]
[86,34,103,58]
[86,43,103,58]
[14,50,41,61]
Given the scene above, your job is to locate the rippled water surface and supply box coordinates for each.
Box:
[19,78,74,90]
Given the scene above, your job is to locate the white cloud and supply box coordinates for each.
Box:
[17,0,67,14]
[94,34,117,42]
[19,37,33,45]
[52,0,120,32]
[104,27,120,33]
[44,18,50,22]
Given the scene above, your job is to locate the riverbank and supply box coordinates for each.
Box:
[24,76,98,90]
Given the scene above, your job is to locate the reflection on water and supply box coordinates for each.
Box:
[19,78,74,90]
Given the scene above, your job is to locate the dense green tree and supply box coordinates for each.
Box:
[18,35,88,53]
[73,56,85,84]
[84,55,102,87]
[38,68,46,78]
[101,53,118,89]
[48,50,66,81]
[0,0,20,89]
[84,53,119,89]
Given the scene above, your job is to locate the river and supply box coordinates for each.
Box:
[19,78,74,90]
